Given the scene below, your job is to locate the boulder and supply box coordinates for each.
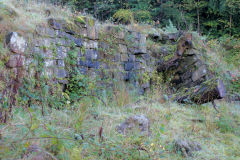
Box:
[116,115,150,136]
[6,55,25,68]
[176,79,226,104]
[174,139,202,157]
[48,18,62,30]
[6,32,27,54]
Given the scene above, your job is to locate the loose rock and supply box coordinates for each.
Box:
[116,115,151,136]
[174,139,202,157]
[6,32,27,54]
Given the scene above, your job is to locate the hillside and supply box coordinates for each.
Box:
[0,0,239,160]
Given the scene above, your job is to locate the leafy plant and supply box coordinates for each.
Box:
[113,9,134,25]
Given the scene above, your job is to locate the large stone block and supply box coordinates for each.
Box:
[79,59,100,69]
[124,62,134,71]
[121,54,129,62]
[83,40,98,49]
[6,55,25,68]
[44,59,56,67]
[6,32,27,54]
[192,65,207,82]
[57,59,65,67]
[56,69,67,79]
[74,38,83,47]
[56,46,67,59]
[85,49,98,60]
[118,44,127,54]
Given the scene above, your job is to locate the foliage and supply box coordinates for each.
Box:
[163,20,178,33]
[113,9,134,24]
[134,10,152,23]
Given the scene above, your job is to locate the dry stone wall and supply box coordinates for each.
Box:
[5,17,155,94]
[4,16,225,102]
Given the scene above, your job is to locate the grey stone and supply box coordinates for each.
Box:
[142,54,151,61]
[148,33,162,42]
[46,28,56,38]
[85,49,98,60]
[39,38,52,48]
[160,47,168,56]
[116,115,150,136]
[41,48,54,59]
[114,53,121,62]
[124,62,134,71]
[48,18,62,30]
[174,139,202,157]
[74,38,82,47]
[121,54,129,62]
[83,40,98,49]
[192,65,207,82]
[56,69,67,79]
[56,46,67,59]
[119,44,127,54]
[129,55,135,62]
[134,62,144,70]
[79,59,100,69]
[6,32,27,54]
[44,59,55,67]
[58,79,68,84]
[63,33,75,41]
[25,58,34,66]
[57,60,65,67]
[6,55,25,68]
[99,42,110,51]
[56,30,66,38]
[128,47,147,55]
[55,38,67,46]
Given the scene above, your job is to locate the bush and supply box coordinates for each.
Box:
[134,10,152,23]
[113,9,134,25]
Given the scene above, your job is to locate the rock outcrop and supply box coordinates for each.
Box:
[154,32,226,104]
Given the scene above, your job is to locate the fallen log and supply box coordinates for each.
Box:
[175,79,225,104]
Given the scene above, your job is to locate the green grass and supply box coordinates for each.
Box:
[1,97,239,160]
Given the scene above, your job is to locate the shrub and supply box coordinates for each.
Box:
[113,9,134,25]
[163,19,178,33]
[134,10,152,23]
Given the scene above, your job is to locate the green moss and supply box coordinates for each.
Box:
[88,18,95,27]
[163,53,175,61]
[75,16,86,25]
[0,3,18,18]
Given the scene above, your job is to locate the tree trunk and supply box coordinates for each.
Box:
[230,13,232,36]
[197,5,200,33]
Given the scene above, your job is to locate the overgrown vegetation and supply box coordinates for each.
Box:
[0,0,239,160]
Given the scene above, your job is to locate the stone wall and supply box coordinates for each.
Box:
[6,17,156,94]
[4,16,225,102]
